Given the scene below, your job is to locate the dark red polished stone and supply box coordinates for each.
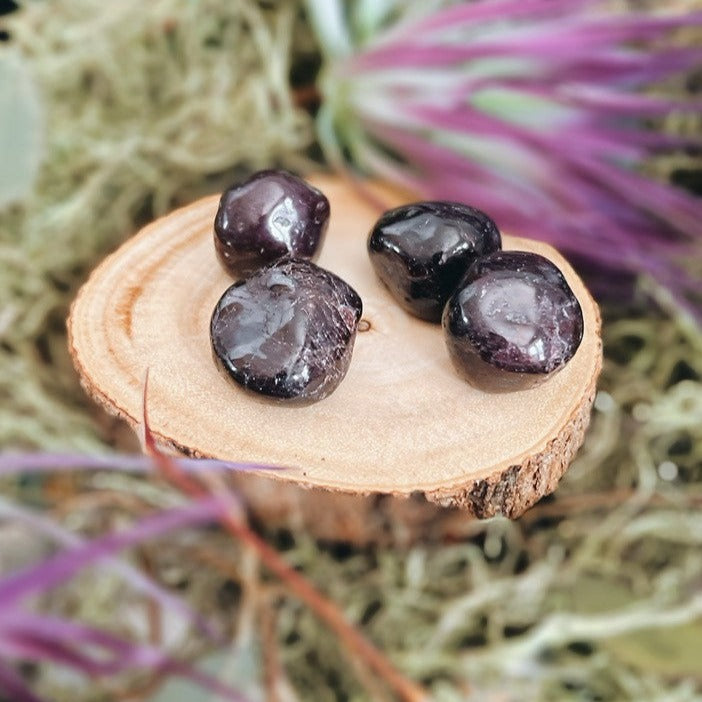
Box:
[214,170,330,278]
[442,251,584,391]
[210,259,362,403]
[368,201,501,322]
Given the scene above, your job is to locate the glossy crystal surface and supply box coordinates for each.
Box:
[214,170,330,278]
[443,251,584,391]
[368,201,501,322]
[210,259,362,402]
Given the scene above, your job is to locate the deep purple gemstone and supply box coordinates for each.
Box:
[210,259,362,403]
[214,170,330,278]
[368,201,501,322]
[442,251,584,391]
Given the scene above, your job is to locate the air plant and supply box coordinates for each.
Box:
[308,0,702,320]
[0,453,261,702]
[0,419,426,702]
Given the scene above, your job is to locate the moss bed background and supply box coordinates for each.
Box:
[1,1,702,701]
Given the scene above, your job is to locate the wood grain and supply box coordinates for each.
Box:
[68,175,602,533]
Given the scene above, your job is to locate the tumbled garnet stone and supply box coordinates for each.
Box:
[443,251,584,391]
[368,201,501,322]
[214,170,330,278]
[210,259,363,403]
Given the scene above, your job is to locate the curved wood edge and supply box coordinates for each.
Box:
[69,288,601,530]
[67,181,603,536]
[426,331,600,517]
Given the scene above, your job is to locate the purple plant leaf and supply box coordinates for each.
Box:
[0,451,286,476]
[385,0,596,38]
[0,496,219,641]
[0,496,228,608]
[352,31,702,72]
[0,497,257,700]
[0,660,45,702]
[560,88,702,117]
[2,627,110,675]
[0,615,253,702]
[320,0,702,320]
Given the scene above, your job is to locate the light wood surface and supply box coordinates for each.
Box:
[68,176,602,527]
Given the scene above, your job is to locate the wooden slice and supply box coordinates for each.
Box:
[68,175,602,537]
